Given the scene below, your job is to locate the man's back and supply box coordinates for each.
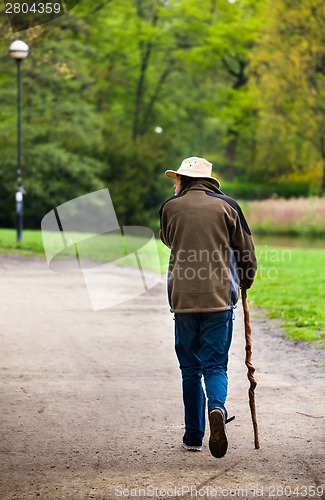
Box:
[160,180,257,312]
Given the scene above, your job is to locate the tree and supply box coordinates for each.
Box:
[2,0,321,232]
[183,0,267,180]
[0,8,106,227]
[250,0,325,192]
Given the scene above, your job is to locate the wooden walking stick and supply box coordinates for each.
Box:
[241,288,260,449]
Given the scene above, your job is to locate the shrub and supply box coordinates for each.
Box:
[220,181,311,200]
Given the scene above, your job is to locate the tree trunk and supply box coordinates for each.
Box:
[132,1,158,142]
[221,60,247,181]
[132,47,150,142]
[225,128,238,181]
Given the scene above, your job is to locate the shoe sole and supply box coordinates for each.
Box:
[182,443,202,452]
[209,409,228,458]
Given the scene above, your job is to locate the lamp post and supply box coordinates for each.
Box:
[9,40,29,242]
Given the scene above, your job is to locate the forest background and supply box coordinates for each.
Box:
[0,0,324,232]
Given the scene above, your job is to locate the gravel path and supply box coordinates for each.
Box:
[0,255,324,500]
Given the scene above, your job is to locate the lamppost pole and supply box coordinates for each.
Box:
[17,58,23,241]
[9,40,29,243]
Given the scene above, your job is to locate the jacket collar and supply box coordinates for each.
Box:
[185,180,224,195]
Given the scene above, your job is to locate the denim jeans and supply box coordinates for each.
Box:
[174,310,233,446]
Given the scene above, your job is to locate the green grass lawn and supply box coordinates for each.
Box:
[248,246,325,347]
[1,229,324,347]
[0,228,45,256]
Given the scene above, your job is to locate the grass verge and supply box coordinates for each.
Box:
[1,229,324,347]
[248,246,325,348]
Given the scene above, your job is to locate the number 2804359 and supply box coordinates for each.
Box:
[5,3,61,14]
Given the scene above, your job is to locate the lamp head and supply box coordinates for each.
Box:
[9,40,29,60]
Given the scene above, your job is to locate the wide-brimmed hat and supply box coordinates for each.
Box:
[165,156,220,188]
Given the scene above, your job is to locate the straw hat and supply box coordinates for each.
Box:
[165,157,220,188]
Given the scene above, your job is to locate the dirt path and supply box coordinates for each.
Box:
[0,255,324,500]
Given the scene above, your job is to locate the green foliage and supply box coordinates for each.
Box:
[0,10,107,228]
[0,0,324,231]
[250,0,325,189]
[221,181,310,200]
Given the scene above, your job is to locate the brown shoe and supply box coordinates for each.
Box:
[208,408,228,458]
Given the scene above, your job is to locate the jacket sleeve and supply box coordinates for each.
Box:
[159,203,171,248]
[228,205,257,290]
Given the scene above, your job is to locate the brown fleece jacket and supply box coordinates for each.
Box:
[159,180,257,313]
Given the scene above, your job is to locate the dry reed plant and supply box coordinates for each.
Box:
[245,198,325,236]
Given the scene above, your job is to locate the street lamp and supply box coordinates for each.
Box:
[9,40,29,242]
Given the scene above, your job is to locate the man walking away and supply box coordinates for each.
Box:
[159,157,257,458]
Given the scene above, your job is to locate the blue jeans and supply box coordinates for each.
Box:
[174,310,233,446]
